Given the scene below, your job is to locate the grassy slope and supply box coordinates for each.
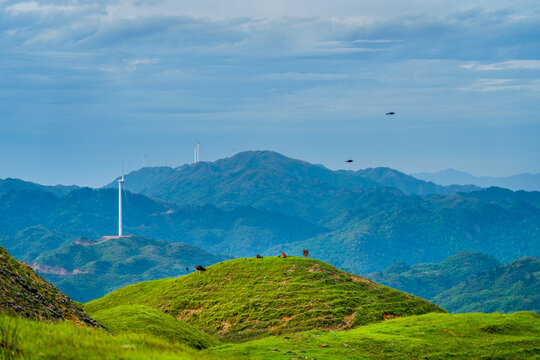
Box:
[86,257,444,342]
[207,312,540,360]
[0,314,213,360]
[86,305,220,349]
[2,312,538,359]
[0,246,99,327]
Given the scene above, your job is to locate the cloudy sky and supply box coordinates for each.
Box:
[1,0,539,186]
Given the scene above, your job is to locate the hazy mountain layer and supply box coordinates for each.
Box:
[413,168,540,191]
[0,188,325,258]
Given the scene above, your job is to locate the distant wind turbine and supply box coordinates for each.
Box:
[118,174,124,237]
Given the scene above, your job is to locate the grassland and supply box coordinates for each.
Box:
[0,314,213,360]
[206,312,540,359]
[86,257,444,341]
[87,305,220,349]
[1,311,538,359]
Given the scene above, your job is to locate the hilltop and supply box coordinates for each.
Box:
[86,257,444,342]
[0,246,99,327]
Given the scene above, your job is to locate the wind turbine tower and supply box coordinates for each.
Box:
[118,175,124,237]
[194,141,200,164]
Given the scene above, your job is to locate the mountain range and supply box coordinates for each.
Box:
[413,169,540,191]
[0,150,538,305]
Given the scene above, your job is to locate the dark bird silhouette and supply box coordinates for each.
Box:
[195,265,206,272]
[186,267,189,271]
[386,112,395,115]
[345,159,354,163]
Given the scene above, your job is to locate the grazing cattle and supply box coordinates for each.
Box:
[256,254,263,258]
[195,265,206,272]
[281,252,287,258]
[303,250,309,257]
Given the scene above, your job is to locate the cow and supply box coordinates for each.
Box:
[303,250,309,257]
[195,265,206,273]
[281,252,287,258]
[256,254,263,259]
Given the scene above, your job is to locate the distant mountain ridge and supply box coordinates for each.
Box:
[0,177,78,197]
[104,151,479,201]
[413,168,540,191]
[368,252,540,314]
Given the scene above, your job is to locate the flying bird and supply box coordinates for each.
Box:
[345,159,354,163]
[386,112,395,115]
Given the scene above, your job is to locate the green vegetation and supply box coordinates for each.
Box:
[86,257,444,342]
[0,314,213,360]
[435,257,540,313]
[368,251,502,300]
[369,252,539,314]
[0,246,99,327]
[34,235,228,302]
[1,151,539,308]
[2,311,538,359]
[87,305,220,349]
[206,312,540,359]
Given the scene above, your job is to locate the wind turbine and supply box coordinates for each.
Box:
[194,140,200,164]
[118,174,124,237]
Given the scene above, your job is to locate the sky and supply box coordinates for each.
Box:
[1,0,539,187]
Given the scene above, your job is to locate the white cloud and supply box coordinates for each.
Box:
[6,1,81,14]
[462,60,540,71]
[459,78,540,92]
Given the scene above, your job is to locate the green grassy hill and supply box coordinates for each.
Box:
[0,314,212,360]
[0,246,99,327]
[206,312,540,359]
[86,257,444,342]
[2,311,538,359]
[86,305,220,349]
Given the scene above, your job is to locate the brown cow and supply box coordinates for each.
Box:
[303,250,309,257]
[195,265,206,273]
[256,254,263,259]
[281,252,287,258]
